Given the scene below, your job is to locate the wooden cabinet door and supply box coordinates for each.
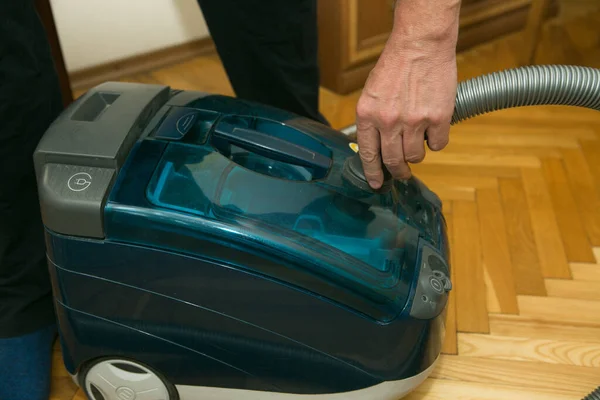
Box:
[349,0,394,68]
[317,0,559,94]
[318,0,396,95]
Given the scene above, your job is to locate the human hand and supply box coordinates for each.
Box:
[355,0,460,189]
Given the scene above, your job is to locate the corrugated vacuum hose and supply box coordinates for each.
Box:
[452,64,600,124]
[583,386,600,400]
[453,64,600,400]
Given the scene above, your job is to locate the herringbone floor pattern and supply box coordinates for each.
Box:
[52,4,600,399]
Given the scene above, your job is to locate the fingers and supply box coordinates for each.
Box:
[356,116,449,187]
[354,73,454,189]
[402,122,427,165]
[381,128,411,180]
[425,118,451,151]
[355,123,384,189]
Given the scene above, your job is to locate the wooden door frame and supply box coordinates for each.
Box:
[522,0,552,65]
[35,0,73,107]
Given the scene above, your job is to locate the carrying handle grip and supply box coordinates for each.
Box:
[213,122,332,171]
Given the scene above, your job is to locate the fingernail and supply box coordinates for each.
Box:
[368,180,381,189]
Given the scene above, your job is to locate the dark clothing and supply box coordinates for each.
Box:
[0,0,325,338]
[0,2,64,338]
[197,0,328,125]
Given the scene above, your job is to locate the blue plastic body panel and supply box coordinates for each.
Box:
[47,232,444,394]
[42,90,451,395]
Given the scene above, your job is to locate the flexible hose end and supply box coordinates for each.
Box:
[451,65,600,125]
[448,64,600,400]
[583,386,600,400]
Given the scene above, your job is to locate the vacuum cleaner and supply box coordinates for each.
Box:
[34,65,600,400]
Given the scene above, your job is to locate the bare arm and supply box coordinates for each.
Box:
[355,0,461,188]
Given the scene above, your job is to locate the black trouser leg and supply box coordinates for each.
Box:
[197,0,329,125]
[0,2,64,338]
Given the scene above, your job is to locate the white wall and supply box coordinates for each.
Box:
[50,0,210,72]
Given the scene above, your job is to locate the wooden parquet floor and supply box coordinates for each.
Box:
[54,4,600,400]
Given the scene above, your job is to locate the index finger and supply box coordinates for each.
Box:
[356,123,383,189]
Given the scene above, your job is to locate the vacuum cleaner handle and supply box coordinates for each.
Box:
[213,122,332,171]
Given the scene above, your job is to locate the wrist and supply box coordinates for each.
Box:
[389,0,461,52]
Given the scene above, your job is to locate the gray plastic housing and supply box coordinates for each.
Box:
[34,81,171,239]
[409,245,452,320]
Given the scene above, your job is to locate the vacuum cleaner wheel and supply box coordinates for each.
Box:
[79,357,179,400]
